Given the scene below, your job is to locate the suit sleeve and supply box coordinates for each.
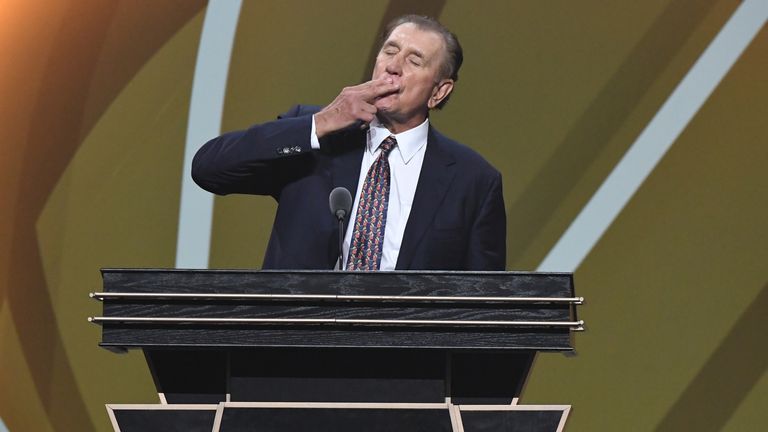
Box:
[191,105,316,197]
[465,171,507,270]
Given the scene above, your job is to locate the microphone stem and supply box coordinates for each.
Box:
[337,218,345,270]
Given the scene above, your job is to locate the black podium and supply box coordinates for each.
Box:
[90,269,583,431]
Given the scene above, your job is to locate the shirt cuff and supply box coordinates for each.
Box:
[310,115,321,150]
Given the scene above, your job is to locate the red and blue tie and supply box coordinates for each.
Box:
[347,136,397,271]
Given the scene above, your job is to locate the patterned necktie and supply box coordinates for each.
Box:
[347,136,397,271]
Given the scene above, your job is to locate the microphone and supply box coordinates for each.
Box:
[329,187,352,221]
[329,187,352,269]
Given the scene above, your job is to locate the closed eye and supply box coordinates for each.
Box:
[408,56,423,66]
[382,42,400,56]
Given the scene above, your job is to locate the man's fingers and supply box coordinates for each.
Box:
[355,103,377,124]
[317,80,391,137]
[374,80,400,98]
[360,102,377,114]
[360,78,399,100]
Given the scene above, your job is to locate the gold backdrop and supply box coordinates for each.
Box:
[1,1,766,430]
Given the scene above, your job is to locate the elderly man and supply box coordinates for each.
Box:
[193,15,505,271]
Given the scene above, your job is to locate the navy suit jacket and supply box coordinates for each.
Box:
[192,105,506,270]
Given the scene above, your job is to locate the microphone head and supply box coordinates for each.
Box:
[329,187,352,220]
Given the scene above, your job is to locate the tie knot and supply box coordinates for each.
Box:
[379,136,397,157]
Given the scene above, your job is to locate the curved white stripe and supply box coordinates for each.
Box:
[175,1,242,269]
[538,0,768,272]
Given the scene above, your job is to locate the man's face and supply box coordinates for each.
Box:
[372,23,454,128]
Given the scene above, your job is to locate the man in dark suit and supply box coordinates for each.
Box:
[192,15,505,271]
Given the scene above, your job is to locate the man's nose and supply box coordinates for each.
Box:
[384,56,403,75]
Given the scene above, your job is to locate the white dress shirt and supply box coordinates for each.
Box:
[311,117,429,270]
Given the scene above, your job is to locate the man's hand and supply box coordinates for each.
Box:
[314,78,399,138]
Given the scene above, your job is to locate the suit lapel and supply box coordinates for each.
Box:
[329,130,366,232]
[396,127,456,269]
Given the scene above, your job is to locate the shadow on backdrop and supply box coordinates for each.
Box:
[506,0,722,268]
[655,282,768,432]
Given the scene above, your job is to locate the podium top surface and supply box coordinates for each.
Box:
[99,269,575,298]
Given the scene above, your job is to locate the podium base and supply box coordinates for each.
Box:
[107,402,569,432]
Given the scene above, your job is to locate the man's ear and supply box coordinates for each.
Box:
[428,79,454,109]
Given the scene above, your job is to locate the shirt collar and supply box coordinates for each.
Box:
[367,118,429,164]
